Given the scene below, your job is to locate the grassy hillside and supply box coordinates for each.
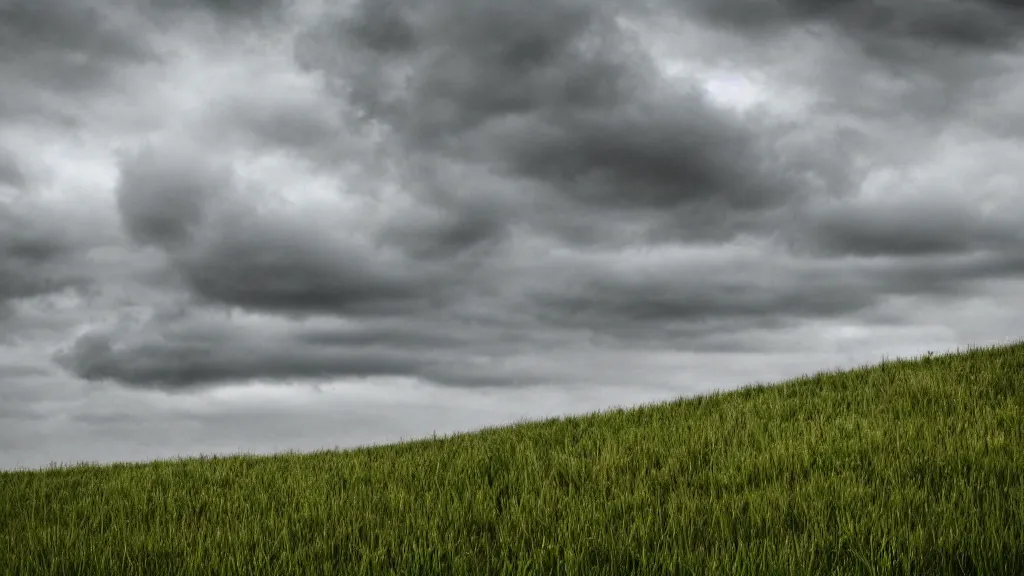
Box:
[2,341,1023,575]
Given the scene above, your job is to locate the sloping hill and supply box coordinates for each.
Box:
[3,341,1023,575]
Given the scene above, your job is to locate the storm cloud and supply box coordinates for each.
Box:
[294,0,818,238]
[676,0,1024,52]
[149,0,288,20]
[0,0,158,125]
[0,201,89,308]
[2,0,1023,469]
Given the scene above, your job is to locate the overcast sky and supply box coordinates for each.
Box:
[2,0,1023,472]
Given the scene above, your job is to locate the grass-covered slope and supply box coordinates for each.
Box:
[2,341,1023,575]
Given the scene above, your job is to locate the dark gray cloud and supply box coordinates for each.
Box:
[147,0,288,20]
[371,157,515,261]
[297,0,632,136]
[533,261,874,328]
[53,321,426,389]
[115,145,229,249]
[0,202,88,306]
[174,211,458,316]
[0,0,287,134]
[495,97,795,212]
[0,0,155,64]
[796,196,1024,257]
[112,142,472,318]
[676,0,1024,52]
[51,309,549,389]
[293,0,832,250]
[0,0,157,95]
[214,95,343,155]
[295,322,467,350]
[529,244,1024,342]
[378,195,510,261]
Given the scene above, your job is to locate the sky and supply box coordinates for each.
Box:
[2,0,1024,472]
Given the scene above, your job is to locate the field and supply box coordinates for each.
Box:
[2,341,1023,575]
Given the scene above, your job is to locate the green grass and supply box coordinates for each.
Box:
[2,341,1023,575]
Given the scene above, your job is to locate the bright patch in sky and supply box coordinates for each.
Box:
[700,71,764,111]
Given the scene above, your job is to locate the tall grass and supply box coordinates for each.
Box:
[2,341,1023,575]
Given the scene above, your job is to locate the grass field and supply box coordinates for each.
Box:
[2,341,1023,575]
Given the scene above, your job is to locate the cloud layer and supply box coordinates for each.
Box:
[2,0,1024,469]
